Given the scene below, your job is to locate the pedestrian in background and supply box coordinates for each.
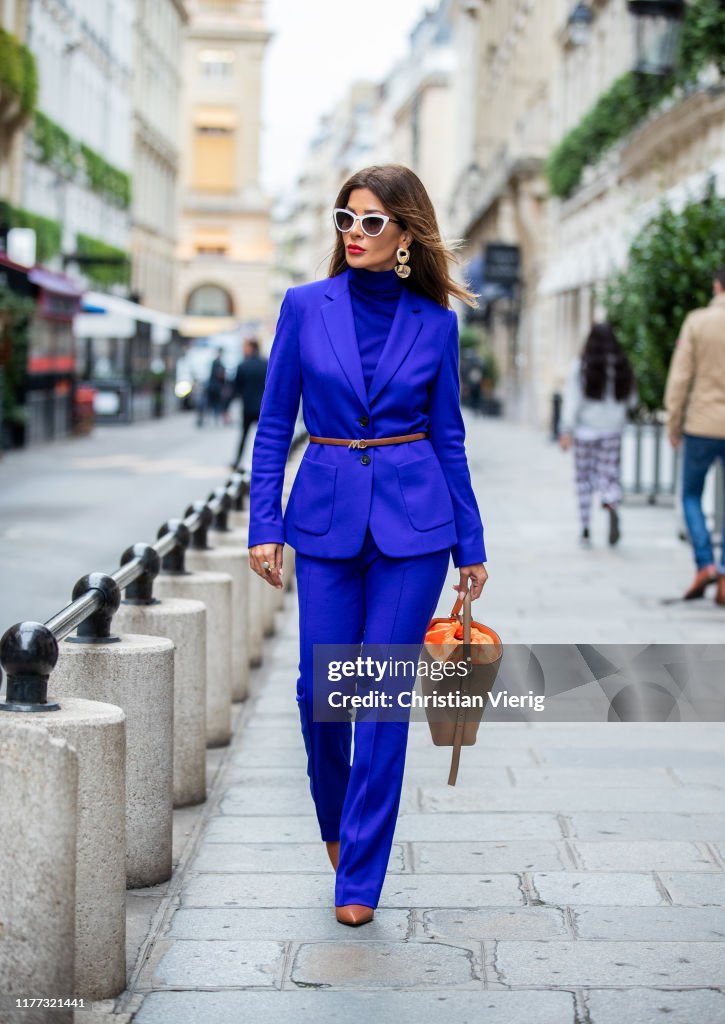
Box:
[664,265,725,604]
[232,338,267,469]
[197,348,226,427]
[559,323,639,547]
[467,364,483,416]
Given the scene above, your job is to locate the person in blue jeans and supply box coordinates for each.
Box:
[664,266,725,603]
[246,165,488,927]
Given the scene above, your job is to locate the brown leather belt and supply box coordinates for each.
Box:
[308,432,427,449]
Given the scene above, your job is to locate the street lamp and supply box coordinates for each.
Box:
[627,0,686,76]
[567,3,594,47]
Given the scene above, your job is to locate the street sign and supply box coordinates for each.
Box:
[483,243,520,287]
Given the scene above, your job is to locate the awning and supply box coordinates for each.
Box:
[80,290,180,328]
[28,266,83,298]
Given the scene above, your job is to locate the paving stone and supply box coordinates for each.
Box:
[670,766,725,787]
[392,812,564,842]
[568,812,725,841]
[378,873,524,908]
[420,907,569,941]
[132,989,577,1024]
[289,940,481,989]
[405,747,537,767]
[412,840,568,873]
[510,767,677,787]
[658,872,725,907]
[419,785,719,813]
[166,907,411,942]
[524,724,725,749]
[126,893,163,975]
[146,939,285,988]
[223,765,317,786]
[204,815,324,844]
[193,841,405,874]
[240,729,307,750]
[572,906,725,941]
[219,784,323,816]
[531,872,665,906]
[572,841,718,871]
[493,939,725,987]
[537,747,725,769]
[220,782,419,816]
[182,873,337,908]
[585,987,725,1023]
[230,746,308,769]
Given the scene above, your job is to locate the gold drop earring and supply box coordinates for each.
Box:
[395,246,411,279]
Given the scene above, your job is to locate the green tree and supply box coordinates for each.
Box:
[603,180,725,411]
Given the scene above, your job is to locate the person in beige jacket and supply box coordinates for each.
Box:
[664,266,725,604]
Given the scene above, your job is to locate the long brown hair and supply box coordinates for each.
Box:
[327,164,478,310]
[581,323,636,401]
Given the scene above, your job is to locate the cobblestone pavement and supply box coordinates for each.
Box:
[38,410,723,1024]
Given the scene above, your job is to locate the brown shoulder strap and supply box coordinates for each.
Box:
[447,592,472,786]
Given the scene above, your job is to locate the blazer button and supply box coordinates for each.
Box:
[360,454,371,465]
[358,415,369,427]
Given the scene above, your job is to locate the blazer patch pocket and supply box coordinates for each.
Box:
[293,458,337,535]
[397,454,455,531]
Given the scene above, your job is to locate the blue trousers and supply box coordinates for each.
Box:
[681,433,725,572]
[294,524,450,908]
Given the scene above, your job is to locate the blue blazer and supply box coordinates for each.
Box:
[247,268,486,568]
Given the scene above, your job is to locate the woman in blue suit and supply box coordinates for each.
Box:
[247,164,488,926]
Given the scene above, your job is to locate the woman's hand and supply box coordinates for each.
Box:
[249,543,284,589]
[452,563,488,603]
[558,432,572,451]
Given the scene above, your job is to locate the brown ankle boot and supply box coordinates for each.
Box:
[335,903,375,926]
[715,575,725,606]
[325,840,340,870]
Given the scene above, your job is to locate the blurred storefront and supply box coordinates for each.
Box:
[74,291,183,424]
[0,253,82,448]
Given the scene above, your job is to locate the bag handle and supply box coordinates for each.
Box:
[448,591,472,786]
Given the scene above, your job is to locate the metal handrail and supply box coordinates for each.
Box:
[0,441,300,713]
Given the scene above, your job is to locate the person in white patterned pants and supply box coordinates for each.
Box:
[572,433,623,535]
[559,324,639,546]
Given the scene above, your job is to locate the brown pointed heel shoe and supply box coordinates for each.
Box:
[335,904,375,926]
[683,565,719,600]
[715,575,725,606]
[325,840,340,871]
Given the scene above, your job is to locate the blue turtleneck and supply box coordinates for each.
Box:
[348,265,403,395]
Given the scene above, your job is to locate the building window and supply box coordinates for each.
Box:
[192,119,235,191]
[199,48,235,78]
[186,284,233,317]
[193,229,230,257]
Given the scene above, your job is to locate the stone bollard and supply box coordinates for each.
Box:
[115,597,207,807]
[0,624,127,1003]
[153,573,231,749]
[0,722,78,1023]
[207,519,282,650]
[51,598,174,889]
[185,500,250,698]
[155,519,232,748]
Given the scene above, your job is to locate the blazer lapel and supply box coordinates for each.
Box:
[367,284,423,405]
[321,269,424,411]
[321,270,368,411]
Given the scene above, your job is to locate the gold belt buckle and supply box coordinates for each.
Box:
[348,438,368,449]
